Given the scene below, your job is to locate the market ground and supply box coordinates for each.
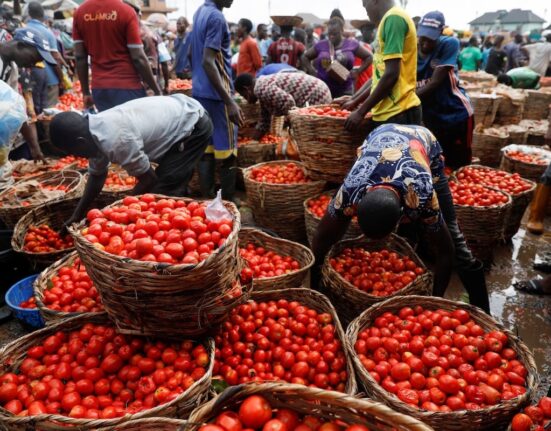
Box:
[1,212,550,395]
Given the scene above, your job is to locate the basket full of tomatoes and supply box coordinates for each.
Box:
[68,194,246,338]
[508,395,551,431]
[322,235,432,322]
[243,161,326,242]
[0,313,214,430]
[238,228,314,291]
[167,79,192,96]
[453,165,536,241]
[500,145,551,183]
[237,135,281,169]
[100,166,137,199]
[346,295,538,431]
[188,382,433,431]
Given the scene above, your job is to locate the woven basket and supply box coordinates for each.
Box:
[240,102,261,126]
[11,158,76,179]
[237,141,277,168]
[472,130,510,167]
[523,90,551,120]
[96,417,187,431]
[238,228,314,290]
[321,234,433,322]
[494,93,526,125]
[304,190,362,246]
[0,170,84,229]
[33,250,102,324]
[243,161,326,242]
[188,382,434,431]
[270,115,286,136]
[101,166,136,200]
[459,71,497,85]
[470,94,502,128]
[10,197,81,268]
[346,295,538,431]
[500,125,528,146]
[499,145,551,182]
[68,195,246,338]
[248,288,357,394]
[0,313,214,430]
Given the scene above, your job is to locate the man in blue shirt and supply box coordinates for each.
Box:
[174,16,191,79]
[190,0,243,201]
[256,23,272,60]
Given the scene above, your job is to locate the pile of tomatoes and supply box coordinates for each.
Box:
[250,163,311,184]
[510,396,551,431]
[23,225,74,253]
[52,156,88,170]
[104,171,136,191]
[296,106,351,118]
[199,394,370,431]
[330,248,424,297]
[506,150,549,166]
[82,195,234,265]
[354,305,528,412]
[19,297,38,309]
[0,323,210,418]
[213,299,348,391]
[42,258,103,314]
[239,243,300,282]
[306,194,331,218]
[449,182,509,207]
[238,137,256,147]
[455,167,532,196]
[168,79,192,92]
[55,93,84,112]
[260,135,284,145]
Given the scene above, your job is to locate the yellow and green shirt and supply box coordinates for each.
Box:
[371,7,420,121]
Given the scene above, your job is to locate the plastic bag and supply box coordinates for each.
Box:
[205,190,232,222]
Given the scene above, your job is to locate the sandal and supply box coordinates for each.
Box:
[513,279,550,295]
[533,252,551,273]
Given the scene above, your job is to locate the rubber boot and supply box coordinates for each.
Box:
[198,154,216,199]
[457,260,491,314]
[527,184,551,235]
[219,155,237,202]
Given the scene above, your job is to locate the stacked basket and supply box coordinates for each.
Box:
[472,127,510,167]
[469,93,503,128]
[522,90,551,121]
[494,90,526,126]
[500,145,551,183]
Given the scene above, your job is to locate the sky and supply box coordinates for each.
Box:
[166,0,550,30]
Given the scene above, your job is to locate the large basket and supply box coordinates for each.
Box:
[188,382,434,431]
[100,166,137,200]
[501,124,528,146]
[243,161,326,242]
[346,295,538,431]
[0,313,214,430]
[472,129,510,167]
[68,195,246,338]
[33,250,102,324]
[499,145,551,182]
[522,90,551,120]
[459,71,497,86]
[469,93,502,128]
[240,101,261,126]
[237,140,277,168]
[322,234,433,322]
[11,197,80,267]
[0,170,84,228]
[494,91,526,125]
[238,227,314,290]
[96,417,187,431]
[270,115,286,136]
[304,190,362,246]
[519,119,549,147]
[11,157,76,179]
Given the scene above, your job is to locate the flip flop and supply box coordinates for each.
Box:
[513,279,550,295]
[534,253,551,273]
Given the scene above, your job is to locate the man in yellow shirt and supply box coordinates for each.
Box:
[343,0,421,131]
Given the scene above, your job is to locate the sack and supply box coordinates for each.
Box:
[326,43,350,84]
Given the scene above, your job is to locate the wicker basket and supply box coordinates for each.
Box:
[247,288,357,394]
[499,145,551,182]
[304,190,362,246]
[321,234,433,322]
[243,161,326,242]
[0,170,84,229]
[0,313,214,430]
[472,129,510,167]
[188,382,434,431]
[68,195,246,338]
[237,141,277,168]
[33,251,102,324]
[500,125,528,146]
[494,92,526,125]
[101,166,136,200]
[238,228,314,290]
[470,93,502,128]
[96,417,187,431]
[10,197,81,268]
[346,295,538,431]
[240,101,261,126]
[270,115,286,136]
[523,90,551,120]
[11,158,77,179]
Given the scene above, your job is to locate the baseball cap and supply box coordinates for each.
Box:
[14,27,56,65]
[417,11,445,41]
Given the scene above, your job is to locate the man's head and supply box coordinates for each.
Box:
[49,112,99,158]
[212,0,233,10]
[497,73,513,87]
[494,35,505,48]
[237,18,252,38]
[514,33,523,44]
[357,187,402,239]
[363,0,395,26]
[257,23,267,40]
[271,24,281,41]
[360,22,376,43]
[9,28,56,68]
[417,11,445,55]
[304,24,314,38]
[27,1,44,21]
[234,73,257,103]
[469,36,479,47]
[294,27,306,45]
[176,16,189,34]
[280,25,293,38]
[327,18,344,47]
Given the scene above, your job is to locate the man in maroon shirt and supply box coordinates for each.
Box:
[72,0,160,111]
[267,16,305,68]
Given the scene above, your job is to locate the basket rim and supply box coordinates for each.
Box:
[242,161,326,187]
[448,180,513,209]
[453,164,537,197]
[5,274,39,312]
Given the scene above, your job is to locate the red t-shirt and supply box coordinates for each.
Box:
[73,0,143,89]
[354,42,373,91]
[268,38,305,68]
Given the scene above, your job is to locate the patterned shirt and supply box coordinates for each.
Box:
[329,124,445,231]
[254,71,332,133]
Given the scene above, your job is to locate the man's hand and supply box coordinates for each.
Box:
[30,146,46,164]
[83,95,95,109]
[342,98,360,111]
[333,95,351,106]
[228,101,244,127]
[344,110,366,131]
[60,216,78,236]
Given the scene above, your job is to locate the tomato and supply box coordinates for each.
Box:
[23,225,73,253]
[238,395,272,429]
[215,411,243,431]
[0,383,17,403]
[239,244,301,281]
[262,419,287,431]
[250,163,311,185]
[276,409,300,430]
[511,413,533,431]
[199,426,226,431]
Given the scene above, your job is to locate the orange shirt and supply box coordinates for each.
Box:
[237,36,262,75]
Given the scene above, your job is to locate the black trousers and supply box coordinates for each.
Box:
[367,105,423,134]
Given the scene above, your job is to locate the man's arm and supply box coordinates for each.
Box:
[354,44,373,75]
[128,47,161,95]
[424,222,454,297]
[66,172,108,226]
[301,46,317,76]
[20,122,45,162]
[417,66,451,99]
[74,42,94,108]
[250,40,263,71]
[132,167,158,194]
[161,61,170,93]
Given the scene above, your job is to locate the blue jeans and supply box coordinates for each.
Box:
[92,88,147,112]
[30,67,48,114]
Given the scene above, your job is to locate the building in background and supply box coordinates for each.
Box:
[469,9,545,33]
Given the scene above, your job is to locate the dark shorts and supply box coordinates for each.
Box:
[30,67,48,115]
[92,88,147,112]
[194,97,238,160]
[426,115,474,170]
[367,105,423,135]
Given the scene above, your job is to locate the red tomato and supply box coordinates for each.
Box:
[238,395,273,429]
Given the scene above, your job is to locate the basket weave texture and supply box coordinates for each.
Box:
[469,94,502,128]
[238,228,314,290]
[494,92,526,125]
[0,313,214,430]
[472,131,510,167]
[522,90,551,120]
[188,382,434,431]
[346,295,539,431]
[68,195,246,337]
[499,145,551,183]
[237,141,277,168]
[321,234,433,322]
[96,417,188,431]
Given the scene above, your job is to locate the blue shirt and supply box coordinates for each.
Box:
[174,32,191,73]
[190,0,232,101]
[256,63,296,77]
[26,19,59,86]
[257,38,272,57]
[329,124,445,232]
[417,36,472,125]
